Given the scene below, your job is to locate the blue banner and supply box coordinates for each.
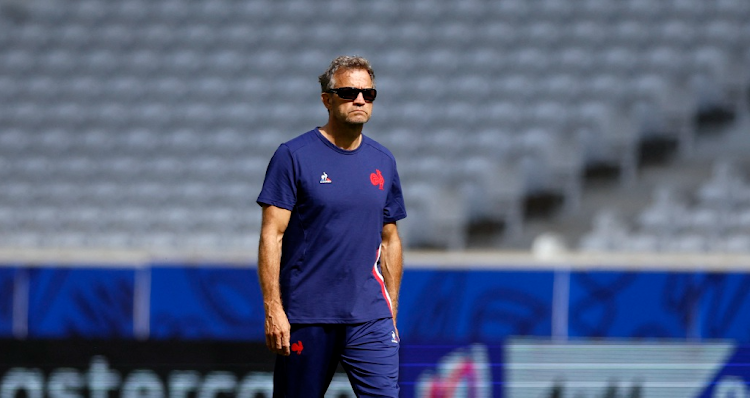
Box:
[149,265,265,340]
[569,271,692,339]
[568,271,750,341]
[697,272,750,341]
[0,268,15,338]
[27,267,135,338]
[398,270,553,344]
[0,264,746,344]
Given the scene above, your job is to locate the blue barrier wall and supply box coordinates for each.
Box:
[0,268,15,337]
[696,272,750,341]
[399,270,553,343]
[568,271,692,339]
[26,267,135,338]
[1,264,749,343]
[569,271,750,341]
[150,265,265,340]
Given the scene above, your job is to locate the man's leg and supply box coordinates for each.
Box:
[340,318,399,398]
[273,324,343,398]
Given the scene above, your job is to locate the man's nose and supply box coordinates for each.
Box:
[353,93,366,104]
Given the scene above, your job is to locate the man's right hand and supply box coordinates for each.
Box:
[264,305,291,356]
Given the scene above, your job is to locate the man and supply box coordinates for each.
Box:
[256,55,407,397]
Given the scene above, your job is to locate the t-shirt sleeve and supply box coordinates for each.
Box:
[257,144,297,211]
[384,159,407,223]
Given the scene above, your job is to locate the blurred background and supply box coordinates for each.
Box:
[0,0,749,396]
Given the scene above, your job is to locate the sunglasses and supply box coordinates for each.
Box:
[326,87,377,102]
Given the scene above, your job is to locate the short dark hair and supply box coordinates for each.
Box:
[319,55,376,92]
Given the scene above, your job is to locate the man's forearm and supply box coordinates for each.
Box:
[257,213,291,355]
[381,238,403,321]
[258,205,291,315]
[258,233,283,311]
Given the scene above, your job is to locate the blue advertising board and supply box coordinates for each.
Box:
[26,267,135,339]
[568,271,694,339]
[149,265,265,340]
[696,272,750,341]
[0,264,747,344]
[399,270,553,344]
[0,267,15,338]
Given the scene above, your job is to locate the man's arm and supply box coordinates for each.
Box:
[380,222,403,331]
[258,204,292,356]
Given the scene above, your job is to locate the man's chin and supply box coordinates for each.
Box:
[345,117,369,125]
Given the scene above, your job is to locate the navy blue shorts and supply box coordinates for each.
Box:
[273,317,399,397]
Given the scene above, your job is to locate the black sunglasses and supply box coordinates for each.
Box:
[326,87,377,102]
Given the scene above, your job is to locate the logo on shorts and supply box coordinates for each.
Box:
[292,340,304,355]
[391,331,399,344]
[370,169,384,190]
[320,172,332,184]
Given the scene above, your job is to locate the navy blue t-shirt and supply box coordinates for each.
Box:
[257,128,407,323]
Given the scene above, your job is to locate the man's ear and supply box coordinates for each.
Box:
[321,93,332,110]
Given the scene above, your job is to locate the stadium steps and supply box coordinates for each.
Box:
[490,113,749,251]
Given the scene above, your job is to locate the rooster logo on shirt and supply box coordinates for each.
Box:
[370,169,384,190]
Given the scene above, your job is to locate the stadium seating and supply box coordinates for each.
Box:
[581,160,750,253]
[0,0,748,251]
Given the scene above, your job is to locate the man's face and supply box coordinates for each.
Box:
[323,68,374,126]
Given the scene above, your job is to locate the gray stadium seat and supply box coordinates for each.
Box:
[579,210,629,252]
[624,233,662,253]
